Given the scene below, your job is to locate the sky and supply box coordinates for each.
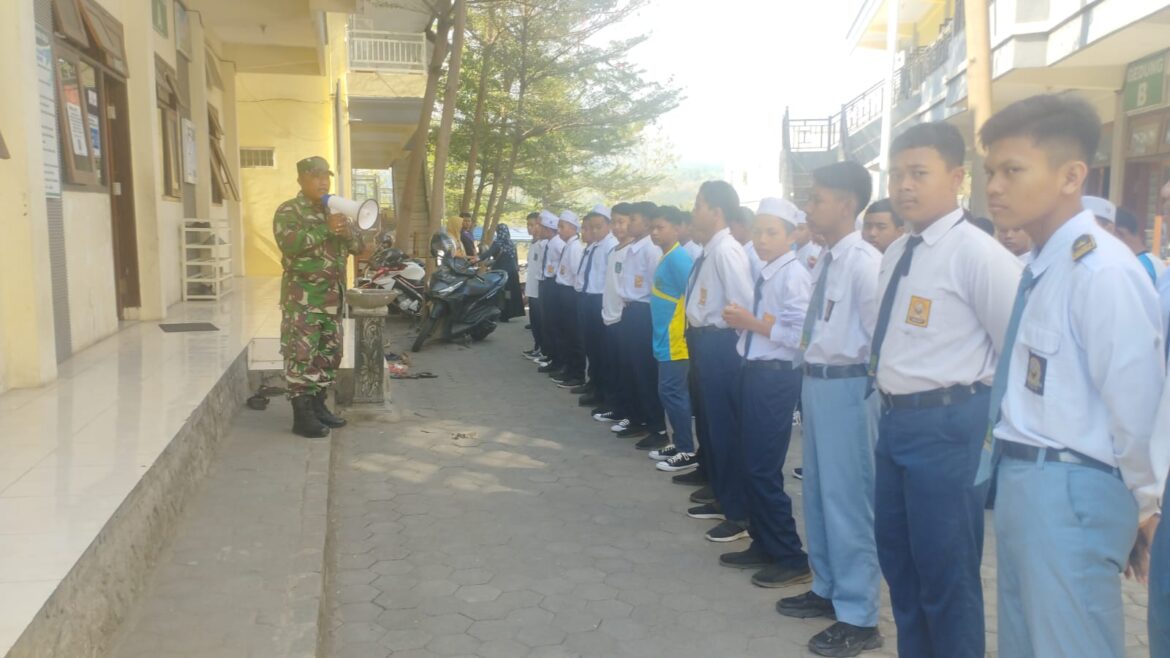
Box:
[614,0,888,192]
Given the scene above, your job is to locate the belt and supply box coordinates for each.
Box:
[879,383,988,410]
[802,363,868,379]
[686,326,733,336]
[1000,442,1120,478]
[744,359,796,371]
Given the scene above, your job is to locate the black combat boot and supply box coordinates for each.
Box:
[291,395,330,438]
[313,390,347,428]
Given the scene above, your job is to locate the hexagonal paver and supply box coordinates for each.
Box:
[417,613,473,636]
[599,618,647,641]
[412,580,459,598]
[450,568,494,586]
[505,607,553,626]
[551,609,602,634]
[477,638,531,658]
[454,584,501,603]
[334,622,387,645]
[335,584,380,604]
[573,582,617,602]
[467,619,523,642]
[378,628,433,651]
[425,633,481,656]
[515,624,567,648]
[336,602,384,623]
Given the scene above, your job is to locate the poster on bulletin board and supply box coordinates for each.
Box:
[181,118,197,184]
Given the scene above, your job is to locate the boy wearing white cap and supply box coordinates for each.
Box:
[576,205,618,406]
[537,210,565,373]
[552,210,586,388]
[1083,195,1117,235]
[717,197,813,587]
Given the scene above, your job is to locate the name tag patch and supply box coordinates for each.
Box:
[762,312,776,327]
[560,266,567,276]
[634,275,644,289]
[905,296,932,328]
[699,288,708,306]
[1026,352,1047,395]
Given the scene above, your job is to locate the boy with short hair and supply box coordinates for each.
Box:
[981,93,1165,658]
[872,122,1022,658]
[718,197,813,590]
[523,211,546,360]
[862,199,904,254]
[647,206,697,469]
[594,205,635,425]
[615,202,667,444]
[552,211,586,388]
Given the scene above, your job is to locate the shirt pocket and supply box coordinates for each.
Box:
[1016,324,1062,422]
[821,278,848,324]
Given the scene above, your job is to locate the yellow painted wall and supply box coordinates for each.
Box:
[236,72,334,277]
[347,71,427,99]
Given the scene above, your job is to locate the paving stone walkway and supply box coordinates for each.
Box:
[324,317,1151,658]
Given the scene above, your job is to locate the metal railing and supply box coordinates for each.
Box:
[348,29,427,73]
[843,82,885,136]
[786,81,883,154]
[892,25,957,102]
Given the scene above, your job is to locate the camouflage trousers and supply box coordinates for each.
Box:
[281,308,343,397]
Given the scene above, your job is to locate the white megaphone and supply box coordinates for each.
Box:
[322,194,379,232]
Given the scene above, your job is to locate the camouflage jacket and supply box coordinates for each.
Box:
[274,192,364,314]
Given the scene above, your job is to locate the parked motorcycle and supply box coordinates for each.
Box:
[411,232,507,352]
[357,236,427,319]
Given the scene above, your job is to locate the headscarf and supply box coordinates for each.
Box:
[495,224,516,261]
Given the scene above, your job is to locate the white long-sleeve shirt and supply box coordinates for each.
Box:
[875,208,1023,395]
[602,242,632,325]
[555,235,583,287]
[995,210,1166,520]
[577,232,617,294]
[526,238,546,298]
[737,251,811,361]
[685,228,753,328]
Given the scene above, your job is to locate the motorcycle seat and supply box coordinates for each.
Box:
[463,275,500,296]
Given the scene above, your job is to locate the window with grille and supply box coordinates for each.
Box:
[240,148,275,168]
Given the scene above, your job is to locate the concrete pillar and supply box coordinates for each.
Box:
[1109,91,1127,206]
[0,0,59,389]
[189,16,212,219]
[123,0,164,320]
[877,0,901,197]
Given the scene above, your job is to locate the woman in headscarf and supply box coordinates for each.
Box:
[477,224,525,321]
[446,216,469,257]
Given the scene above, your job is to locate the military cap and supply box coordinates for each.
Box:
[297,156,334,176]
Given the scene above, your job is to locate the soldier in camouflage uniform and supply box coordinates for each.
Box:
[274,156,366,437]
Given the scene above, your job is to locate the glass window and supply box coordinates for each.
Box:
[80,61,105,186]
[57,51,98,185]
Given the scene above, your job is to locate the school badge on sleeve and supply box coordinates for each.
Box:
[1072,234,1096,261]
[1025,352,1047,395]
[905,296,932,327]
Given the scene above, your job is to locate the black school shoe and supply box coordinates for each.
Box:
[704,520,749,543]
[689,485,715,504]
[719,545,774,570]
[751,564,813,588]
[569,384,593,395]
[672,469,708,486]
[633,432,668,451]
[578,394,602,407]
[808,622,883,657]
[776,591,836,619]
[615,425,649,439]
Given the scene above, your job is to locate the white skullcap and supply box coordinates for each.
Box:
[559,210,580,229]
[540,210,559,230]
[1083,196,1116,224]
[756,197,801,225]
[591,204,611,220]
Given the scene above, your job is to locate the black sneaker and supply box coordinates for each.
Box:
[686,503,724,520]
[793,467,804,480]
[578,394,602,407]
[648,445,679,461]
[537,363,560,374]
[673,469,708,486]
[705,520,749,543]
[752,564,813,588]
[689,485,715,504]
[610,419,632,432]
[615,425,649,439]
[719,546,774,570]
[555,378,585,389]
[776,591,836,619]
[808,622,883,657]
[569,384,592,395]
[634,432,668,450]
[656,452,698,473]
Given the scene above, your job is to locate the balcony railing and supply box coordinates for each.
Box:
[786,81,884,154]
[892,22,957,102]
[348,29,427,73]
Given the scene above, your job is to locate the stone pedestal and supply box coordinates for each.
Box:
[350,307,388,405]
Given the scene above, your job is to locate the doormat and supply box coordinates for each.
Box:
[159,322,220,333]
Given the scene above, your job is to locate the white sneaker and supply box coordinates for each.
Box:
[610,419,631,433]
[648,445,678,461]
[592,411,616,422]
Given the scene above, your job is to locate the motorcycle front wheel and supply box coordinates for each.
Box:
[411,316,437,353]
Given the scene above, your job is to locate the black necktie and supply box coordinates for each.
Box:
[686,253,707,301]
[868,235,924,380]
[579,244,596,292]
[744,274,765,357]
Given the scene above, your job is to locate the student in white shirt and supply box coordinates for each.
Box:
[995,221,1034,265]
[614,202,666,442]
[684,181,754,544]
[980,94,1166,658]
[872,122,1022,658]
[680,211,704,260]
[1115,206,1167,285]
[575,206,618,408]
[793,217,823,272]
[522,212,547,360]
[775,163,886,655]
[717,197,814,591]
[731,206,762,275]
[551,210,586,388]
[593,205,636,425]
[536,211,566,373]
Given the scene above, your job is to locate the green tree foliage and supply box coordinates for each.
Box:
[445,0,682,237]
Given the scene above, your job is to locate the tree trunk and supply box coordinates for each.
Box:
[483,12,530,245]
[395,1,453,255]
[459,41,496,218]
[427,0,468,243]
[471,154,491,221]
[484,138,521,241]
